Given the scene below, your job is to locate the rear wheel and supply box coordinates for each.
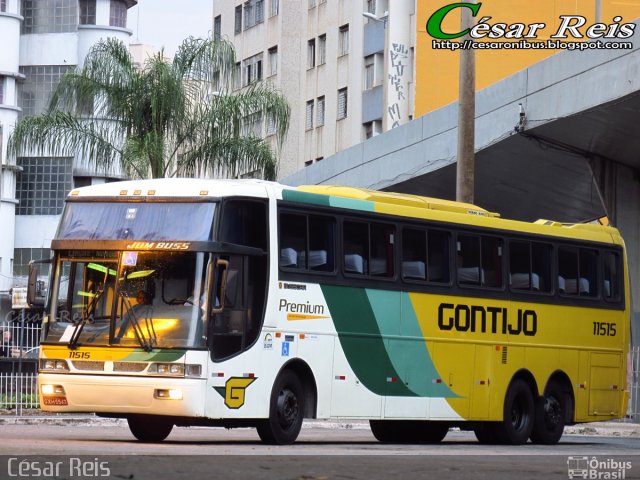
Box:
[127,416,173,442]
[493,379,535,445]
[257,370,304,445]
[530,382,566,445]
[474,423,500,444]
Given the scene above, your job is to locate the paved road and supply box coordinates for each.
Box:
[0,421,639,479]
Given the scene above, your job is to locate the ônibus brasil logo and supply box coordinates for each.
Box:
[426,3,636,51]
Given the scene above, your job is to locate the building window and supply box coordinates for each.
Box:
[339,24,349,56]
[366,0,376,14]
[307,39,315,69]
[363,120,382,139]
[337,88,348,120]
[0,0,6,12]
[268,46,278,76]
[305,100,314,130]
[318,34,327,65]
[18,65,72,117]
[316,95,325,126]
[79,0,96,25]
[243,0,264,30]
[234,62,241,90]
[214,14,221,40]
[0,76,4,105]
[16,157,73,216]
[243,53,263,86]
[241,111,263,137]
[109,0,127,28]
[22,0,78,34]
[270,0,279,16]
[266,115,276,136]
[364,55,375,90]
[13,248,51,277]
[235,5,242,33]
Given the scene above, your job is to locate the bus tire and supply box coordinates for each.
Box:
[420,422,449,443]
[257,370,304,445]
[369,420,396,443]
[530,382,566,445]
[127,416,173,442]
[495,379,535,445]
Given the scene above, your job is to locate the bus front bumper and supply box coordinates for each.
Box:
[38,373,207,418]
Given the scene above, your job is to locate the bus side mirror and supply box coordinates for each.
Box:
[27,259,51,307]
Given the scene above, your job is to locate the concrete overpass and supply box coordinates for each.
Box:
[283,35,640,334]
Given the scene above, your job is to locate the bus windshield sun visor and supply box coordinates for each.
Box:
[56,202,216,241]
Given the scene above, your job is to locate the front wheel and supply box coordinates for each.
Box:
[127,416,173,442]
[530,382,566,445]
[257,370,304,445]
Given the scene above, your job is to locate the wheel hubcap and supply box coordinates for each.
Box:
[276,388,299,430]
[543,395,563,429]
[511,396,529,431]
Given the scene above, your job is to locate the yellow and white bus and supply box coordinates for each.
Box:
[33,179,629,445]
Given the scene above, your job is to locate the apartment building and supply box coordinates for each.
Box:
[213,0,415,179]
[0,0,136,318]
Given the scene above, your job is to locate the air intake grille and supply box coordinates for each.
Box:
[71,361,105,371]
[501,346,508,364]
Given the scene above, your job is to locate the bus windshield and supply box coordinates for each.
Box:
[46,250,210,349]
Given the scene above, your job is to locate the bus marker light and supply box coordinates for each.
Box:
[432,379,442,384]
[71,190,79,196]
[577,383,586,389]
[299,333,305,339]
[275,332,282,338]
[335,375,346,381]
[186,365,202,377]
[476,380,486,385]
[611,385,618,390]
[243,373,255,378]
[119,190,127,195]
[147,190,156,195]
[386,377,398,383]
[133,190,142,195]
[495,346,501,351]
[200,190,208,195]
[213,372,224,377]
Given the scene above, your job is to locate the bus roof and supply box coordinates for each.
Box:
[66,179,622,245]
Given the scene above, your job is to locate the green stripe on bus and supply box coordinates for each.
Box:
[283,190,375,212]
[366,290,455,398]
[321,285,415,397]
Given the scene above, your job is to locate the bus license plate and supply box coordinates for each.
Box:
[42,396,68,406]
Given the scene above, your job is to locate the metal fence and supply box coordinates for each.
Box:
[1,321,41,359]
[0,372,39,413]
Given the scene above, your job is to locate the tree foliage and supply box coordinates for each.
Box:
[9,37,290,180]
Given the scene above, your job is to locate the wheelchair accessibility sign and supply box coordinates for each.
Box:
[281,342,290,357]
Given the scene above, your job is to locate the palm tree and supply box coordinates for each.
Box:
[9,37,290,180]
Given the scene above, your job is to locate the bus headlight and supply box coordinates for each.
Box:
[40,359,70,372]
[148,363,184,376]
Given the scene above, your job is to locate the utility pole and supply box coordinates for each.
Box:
[595,0,602,22]
[456,1,476,204]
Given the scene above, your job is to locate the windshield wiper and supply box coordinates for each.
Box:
[118,293,156,352]
[68,288,103,349]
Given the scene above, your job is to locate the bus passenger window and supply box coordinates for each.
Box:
[509,241,551,293]
[427,230,450,283]
[280,213,306,269]
[558,248,597,297]
[458,235,502,288]
[370,224,394,277]
[402,229,427,280]
[343,221,368,275]
[307,215,335,272]
[603,251,620,300]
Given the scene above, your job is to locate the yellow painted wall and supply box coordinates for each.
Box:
[415,0,640,117]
